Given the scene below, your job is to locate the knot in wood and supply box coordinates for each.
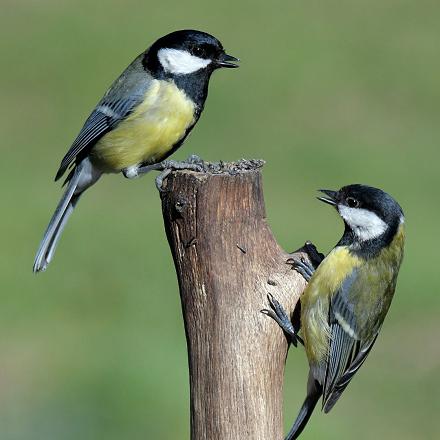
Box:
[172,194,189,219]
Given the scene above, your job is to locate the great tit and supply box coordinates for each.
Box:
[263,184,405,439]
[33,29,239,273]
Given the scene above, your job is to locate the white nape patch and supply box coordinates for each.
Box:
[339,205,388,241]
[158,48,211,75]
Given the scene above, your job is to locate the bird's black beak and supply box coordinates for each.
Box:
[317,189,338,206]
[216,52,240,68]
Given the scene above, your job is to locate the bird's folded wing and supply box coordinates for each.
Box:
[322,268,379,412]
[55,95,144,181]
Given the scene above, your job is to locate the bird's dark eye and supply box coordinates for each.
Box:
[346,197,359,208]
[193,46,204,57]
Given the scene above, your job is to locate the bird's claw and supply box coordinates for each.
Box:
[161,157,206,173]
[186,154,206,168]
[154,155,207,191]
[261,293,303,347]
[287,256,315,282]
[287,241,324,282]
[155,169,172,191]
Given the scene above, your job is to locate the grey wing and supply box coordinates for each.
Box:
[55,53,151,181]
[54,97,141,180]
[323,334,378,413]
[322,269,379,413]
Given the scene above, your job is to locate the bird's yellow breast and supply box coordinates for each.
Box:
[90,80,196,172]
[301,247,363,362]
[301,223,405,364]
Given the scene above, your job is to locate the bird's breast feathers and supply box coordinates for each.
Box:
[301,223,405,362]
[301,247,362,360]
[90,79,196,171]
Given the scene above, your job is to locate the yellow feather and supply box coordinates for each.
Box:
[301,223,405,364]
[301,247,362,362]
[90,80,195,172]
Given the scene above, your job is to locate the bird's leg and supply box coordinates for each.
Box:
[123,155,207,190]
[262,242,324,346]
[287,241,324,282]
[261,293,304,347]
[139,154,206,175]
[155,155,207,190]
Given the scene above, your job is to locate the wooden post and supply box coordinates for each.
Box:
[160,160,307,440]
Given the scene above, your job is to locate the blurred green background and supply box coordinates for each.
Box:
[1,0,439,438]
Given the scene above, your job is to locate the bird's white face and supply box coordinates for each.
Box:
[158,48,212,75]
[338,205,388,241]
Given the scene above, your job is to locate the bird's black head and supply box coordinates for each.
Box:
[144,29,239,77]
[318,184,404,251]
[143,30,238,109]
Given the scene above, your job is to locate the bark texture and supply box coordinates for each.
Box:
[160,160,307,440]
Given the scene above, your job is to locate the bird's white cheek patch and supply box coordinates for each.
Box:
[158,48,211,75]
[338,206,388,241]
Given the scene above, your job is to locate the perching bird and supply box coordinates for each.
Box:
[262,184,405,439]
[33,29,239,273]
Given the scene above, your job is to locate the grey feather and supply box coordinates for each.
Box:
[34,166,83,272]
[55,113,109,180]
[321,268,380,411]
[34,158,101,272]
[55,54,153,180]
[323,335,377,413]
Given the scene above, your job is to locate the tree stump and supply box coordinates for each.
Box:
[160,160,308,440]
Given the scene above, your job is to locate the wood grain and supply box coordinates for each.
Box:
[160,160,307,440]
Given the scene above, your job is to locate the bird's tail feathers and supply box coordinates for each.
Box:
[33,159,100,273]
[285,373,322,440]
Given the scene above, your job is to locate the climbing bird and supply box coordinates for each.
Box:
[262,184,405,439]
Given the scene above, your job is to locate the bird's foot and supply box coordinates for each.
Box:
[122,155,207,189]
[155,169,171,191]
[286,255,315,282]
[261,293,303,347]
[184,154,206,168]
[160,155,207,172]
[155,155,207,190]
[287,241,324,282]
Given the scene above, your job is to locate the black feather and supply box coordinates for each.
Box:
[321,269,380,411]
[324,335,377,413]
[286,376,322,440]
